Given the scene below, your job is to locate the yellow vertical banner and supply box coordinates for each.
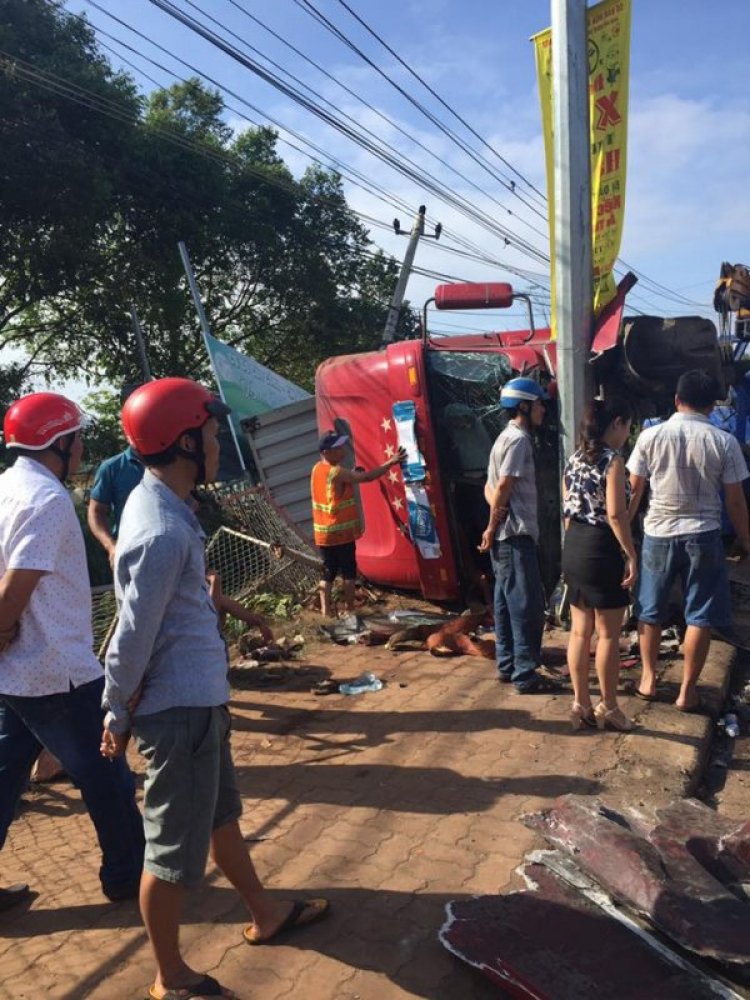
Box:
[532,0,631,336]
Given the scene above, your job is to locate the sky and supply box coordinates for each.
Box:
[30,0,750,396]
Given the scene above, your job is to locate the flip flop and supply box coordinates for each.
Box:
[634,690,659,702]
[243,898,330,945]
[147,973,236,999]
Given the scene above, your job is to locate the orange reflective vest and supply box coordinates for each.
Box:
[311,461,362,547]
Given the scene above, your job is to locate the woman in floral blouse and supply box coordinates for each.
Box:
[562,397,638,732]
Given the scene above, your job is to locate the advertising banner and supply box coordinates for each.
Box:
[204,331,310,458]
[532,0,631,332]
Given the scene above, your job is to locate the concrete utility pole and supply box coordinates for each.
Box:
[551,0,594,467]
[381,205,426,346]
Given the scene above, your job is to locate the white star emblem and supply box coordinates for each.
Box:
[388,468,400,484]
[392,497,404,510]
[381,417,393,432]
[384,444,395,459]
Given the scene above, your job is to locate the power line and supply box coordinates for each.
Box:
[329,0,547,205]
[88,17,550,287]
[190,0,549,246]
[174,0,550,245]
[74,2,569,301]
[292,0,704,312]
[140,0,551,267]
[292,0,548,222]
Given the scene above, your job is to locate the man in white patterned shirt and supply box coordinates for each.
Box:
[0,393,143,910]
[628,370,750,711]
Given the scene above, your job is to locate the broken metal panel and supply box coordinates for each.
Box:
[523,795,750,966]
[241,396,319,541]
[441,863,718,999]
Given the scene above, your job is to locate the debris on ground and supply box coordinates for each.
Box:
[318,610,455,647]
[237,632,305,660]
[522,795,750,967]
[339,672,384,695]
[443,795,750,997]
[441,863,717,1000]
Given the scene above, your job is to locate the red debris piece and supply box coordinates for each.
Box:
[523,795,750,967]
[441,864,713,999]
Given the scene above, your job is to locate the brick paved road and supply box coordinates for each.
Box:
[0,635,731,999]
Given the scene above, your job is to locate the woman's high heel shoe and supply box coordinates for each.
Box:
[570,702,596,731]
[594,702,636,732]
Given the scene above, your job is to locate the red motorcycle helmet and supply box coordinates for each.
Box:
[121,378,230,455]
[3,392,83,450]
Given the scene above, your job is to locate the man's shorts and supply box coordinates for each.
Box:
[133,705,242,886]
[319,541,357,583]
[635,529,731,629]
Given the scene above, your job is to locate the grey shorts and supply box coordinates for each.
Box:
[133,705,242,886]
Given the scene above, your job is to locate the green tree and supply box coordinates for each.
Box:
[80,388,126,468]
[0,0,140,362]
[1,5,416,392]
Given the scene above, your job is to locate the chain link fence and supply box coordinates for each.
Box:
[89,483,321,660]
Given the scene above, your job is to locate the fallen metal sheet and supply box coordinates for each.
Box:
[640,799,750,900]
[440,863,721,999]
[523,796,750,967]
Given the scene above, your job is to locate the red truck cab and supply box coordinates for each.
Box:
[315,283,559,601]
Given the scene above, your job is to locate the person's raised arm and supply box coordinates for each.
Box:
[336,446,407,484]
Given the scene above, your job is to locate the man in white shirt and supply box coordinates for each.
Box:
[0,392,143,909]
[628,370,750,711]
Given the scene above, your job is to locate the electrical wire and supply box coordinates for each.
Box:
[89,20,551,288]
[139,0,551,266]
[292,0,548,221]
[329,0,547,205]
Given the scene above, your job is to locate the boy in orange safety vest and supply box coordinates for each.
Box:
[311,431,405,617]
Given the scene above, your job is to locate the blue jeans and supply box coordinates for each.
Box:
[0,676,144,890]
[491,535,544,691]
[635,530,731,629]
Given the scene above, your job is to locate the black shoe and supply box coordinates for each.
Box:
[514,673,563,695]
[0,883,30,913]
[102,880,140,902]
[497,673,513,684]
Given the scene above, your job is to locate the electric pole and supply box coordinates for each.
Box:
[381,205,428,346]
[551,0,594,468]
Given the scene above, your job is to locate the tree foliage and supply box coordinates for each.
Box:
[0,0,417,394]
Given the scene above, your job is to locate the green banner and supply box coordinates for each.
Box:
[204,332,310,460]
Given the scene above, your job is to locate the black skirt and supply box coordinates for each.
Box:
[562,519,630,610]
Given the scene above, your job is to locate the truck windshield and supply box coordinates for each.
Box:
[425,350,512,476]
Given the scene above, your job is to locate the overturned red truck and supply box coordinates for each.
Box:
[315,279,736,602]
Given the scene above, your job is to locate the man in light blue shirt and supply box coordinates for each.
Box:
[101,378,327,1000]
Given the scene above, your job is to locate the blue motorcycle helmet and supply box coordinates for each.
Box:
[500,377,549,409]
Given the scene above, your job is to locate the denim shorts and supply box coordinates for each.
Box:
[635,530,731,629]
[133,705,242,886]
